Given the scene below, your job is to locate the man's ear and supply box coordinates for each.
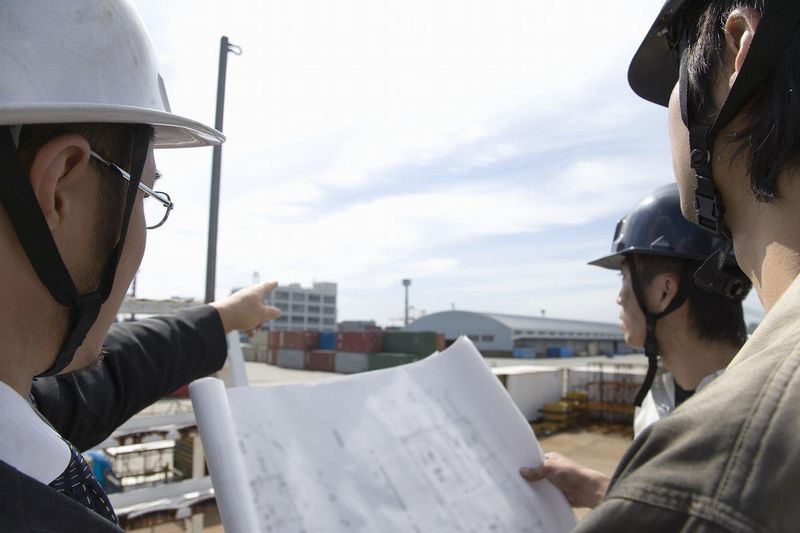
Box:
[725,7,762,86]
[26,134,92,231]
[649,272,681,314]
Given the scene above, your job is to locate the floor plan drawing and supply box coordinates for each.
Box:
[193,337,576,533]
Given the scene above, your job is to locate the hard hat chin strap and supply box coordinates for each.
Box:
[628,258,692,407]
[678,0,800,237]
[693,240,749,300]
[0,125,150,377]
[678,1,800,300]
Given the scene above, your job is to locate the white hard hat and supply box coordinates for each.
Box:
[0,0,223,148]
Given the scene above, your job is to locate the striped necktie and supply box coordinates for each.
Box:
[49,441,119,525]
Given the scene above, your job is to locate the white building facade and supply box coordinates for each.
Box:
[263,282,338,331]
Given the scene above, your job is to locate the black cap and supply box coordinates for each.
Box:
[628,0,704,106]
[589,183,738,270]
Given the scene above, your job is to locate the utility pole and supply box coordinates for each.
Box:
[402,279,411,327]
[204,36,242,303]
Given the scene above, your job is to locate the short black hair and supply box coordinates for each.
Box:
[632,254,747,348]
[686,0,800,202]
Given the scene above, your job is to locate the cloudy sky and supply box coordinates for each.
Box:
[132,0,763,327]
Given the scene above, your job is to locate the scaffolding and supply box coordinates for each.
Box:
[580,362,640,435]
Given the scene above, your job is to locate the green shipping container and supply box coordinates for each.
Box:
[368,352,418,371]
[382,331,439,357]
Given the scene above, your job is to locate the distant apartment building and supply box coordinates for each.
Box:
[264,282,338,331]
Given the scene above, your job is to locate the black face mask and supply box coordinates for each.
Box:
[0,125,151,377]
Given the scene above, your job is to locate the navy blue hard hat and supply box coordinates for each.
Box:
[589,183,739,270]
[628,0,693,107]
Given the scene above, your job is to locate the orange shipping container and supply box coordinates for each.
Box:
[268,330,320,351]
[337,331,384,353]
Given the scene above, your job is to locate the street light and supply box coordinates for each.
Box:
[402,279,411,327]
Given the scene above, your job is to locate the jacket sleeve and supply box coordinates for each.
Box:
[30,305,228,451]
[573,497,733,533]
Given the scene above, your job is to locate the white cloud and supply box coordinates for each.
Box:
[131,0,674,326]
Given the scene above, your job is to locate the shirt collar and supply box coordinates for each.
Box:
[730,272,800,369]
[0,380,71,484]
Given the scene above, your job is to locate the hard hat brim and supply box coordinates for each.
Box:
[0,104,224,148]
[628,0,686,107]
[588,248,722,271]
[588,253,624,271]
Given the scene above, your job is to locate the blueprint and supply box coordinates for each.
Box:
[191,337,576,533]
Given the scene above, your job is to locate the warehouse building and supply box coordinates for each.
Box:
[405,310,626,357]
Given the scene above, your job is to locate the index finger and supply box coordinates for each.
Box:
[253,281,279,298]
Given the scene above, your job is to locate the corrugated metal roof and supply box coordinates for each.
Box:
[410,310,623,340]
[478,311,623,340]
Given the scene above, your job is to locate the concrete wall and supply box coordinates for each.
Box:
[493,366,564,421]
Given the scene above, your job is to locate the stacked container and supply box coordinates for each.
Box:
[268,331,320,369]
[335,352,370,374]
[305,350,336,372]
[337,331,384,353]
[334,331,384,374]
[318,331,338,350]
[382,331,441,357]
[276,349,305,369]
[368,352,419,371]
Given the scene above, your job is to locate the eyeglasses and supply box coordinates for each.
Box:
[90,151,174,230]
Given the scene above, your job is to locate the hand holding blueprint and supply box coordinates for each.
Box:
[191,337,576,532]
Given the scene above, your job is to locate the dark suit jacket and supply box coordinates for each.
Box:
[0,306,227,532]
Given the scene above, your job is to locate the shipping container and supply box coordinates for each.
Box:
[318,331,338,350]
[335,352,369,374]
[250,330,269,347]
[269,330,319,351]
[368,352,418,371]
[241,344,259,362]
[512,347,537,359]
[276,348,306,370]
[382,331,439,357]
[255,345,269,363]
[492,366,563,422]
[306,350,336,373]
[546,346,575,358]
[337,331,384,354]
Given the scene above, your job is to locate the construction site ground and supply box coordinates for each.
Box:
[538,430,631,520]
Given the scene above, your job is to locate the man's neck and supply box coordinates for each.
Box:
[730,181,800,313]
[0,271,70,398]
[0,368,34,398]
[658,315,738,390]
[751,243,800,312]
